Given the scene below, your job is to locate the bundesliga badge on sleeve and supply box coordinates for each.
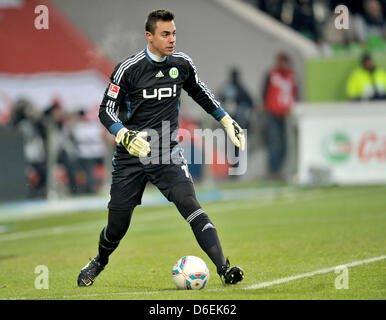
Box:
[107,83,120,99]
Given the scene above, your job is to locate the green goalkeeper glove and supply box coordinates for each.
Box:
[115,128,151,157]
[220,114,245,151]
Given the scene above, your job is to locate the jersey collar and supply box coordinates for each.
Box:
[144,47,170,64]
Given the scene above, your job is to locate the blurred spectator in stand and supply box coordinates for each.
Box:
[42,100,79,195]
[10,98,47,197]
[346,53,386,101]
[261,52,297,180]
[354,0,386,46]
[218,67,253,131]
[71,109,106,194]
[291,0,319,41]
[218,67,253,173]
[56,113,78,194]
[256,0,284,22]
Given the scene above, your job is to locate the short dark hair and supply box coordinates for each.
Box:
[361,53,372,64]
[145,9,175,34]
[276,51,290,63]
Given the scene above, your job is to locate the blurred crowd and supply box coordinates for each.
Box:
[5,48,385,199]
[3,0,386,198]
[217,52,297,180]
[249,0,386,54]
[8,99,110,198]
[216,51,385,180]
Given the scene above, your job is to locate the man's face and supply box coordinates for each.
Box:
[366,0,381,18]
[277,57,290,71]
[146,20,176,57]
[363,58,375,71]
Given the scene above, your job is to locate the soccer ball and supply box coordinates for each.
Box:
[172,256,210,290]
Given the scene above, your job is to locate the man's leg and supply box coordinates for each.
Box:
[77,161,146,287]
[77,208,134,287]
[146,152,244,284]
[168,181,243,283]
[170,181,226,273]
[97,207,135,266]
[266,113,281,174]
[277,116,287,172]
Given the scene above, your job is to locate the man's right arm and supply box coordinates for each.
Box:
[98,63,150,157]
[180,54,245,151]
[98,63,128,136]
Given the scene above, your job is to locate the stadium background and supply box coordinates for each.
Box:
[0,0,385,300]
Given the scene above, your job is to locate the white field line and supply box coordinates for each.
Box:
[1,255,384,300]
[244,255,386,290]
[0,188,379,243]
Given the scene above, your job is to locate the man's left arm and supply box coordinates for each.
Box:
[182,56,245,150]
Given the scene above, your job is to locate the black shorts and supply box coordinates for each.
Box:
[108,149,193,210]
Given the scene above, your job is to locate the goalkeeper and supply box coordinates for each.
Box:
[77,9,245,287]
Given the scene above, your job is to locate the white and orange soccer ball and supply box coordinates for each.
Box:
[172,256,210,290]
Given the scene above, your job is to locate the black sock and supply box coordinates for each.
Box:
[97,208,134,266]
[190,213,226,275]
[169,182,227,275]
[97,227,120,266]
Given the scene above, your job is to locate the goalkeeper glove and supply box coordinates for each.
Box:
[115,128,151,157]
[220,114,245,151]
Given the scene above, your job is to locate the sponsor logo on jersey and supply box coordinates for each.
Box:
[143,84,177,100]
[169,67,179,79]
[107,83,120,99]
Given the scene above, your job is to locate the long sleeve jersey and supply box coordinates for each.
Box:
[99,48,226,160]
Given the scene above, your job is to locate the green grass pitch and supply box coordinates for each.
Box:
[0,185,385,300]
